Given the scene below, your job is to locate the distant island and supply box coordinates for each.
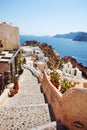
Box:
[54,32,87,42]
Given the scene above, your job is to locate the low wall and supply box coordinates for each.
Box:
[41,71,87,130]
[0,89,9,107]
[41,72,63,122]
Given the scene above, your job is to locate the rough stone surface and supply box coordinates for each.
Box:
[30,121,57,130]
[5,93,45,107]
[0,23,20,51]
[61,87,87,130]
[0,105,50,130]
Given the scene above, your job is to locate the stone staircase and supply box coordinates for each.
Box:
[0,68,57,130]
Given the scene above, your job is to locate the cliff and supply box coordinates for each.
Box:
[39,43,60,69]
[73,32,87,42]
[23,40,60,69]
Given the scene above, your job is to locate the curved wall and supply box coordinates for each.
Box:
[41,71,87,130]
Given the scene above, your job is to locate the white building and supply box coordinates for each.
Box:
[21,46,34,56]
[62,62,82,79]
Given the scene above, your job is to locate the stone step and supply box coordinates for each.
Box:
[20,83,40,87]
[5,93,45,107]
[0,104,51,130]
[19,68,39,85]
[19,84,41,90]
[19,81,41,89]
[18,86,41,95]
[30,121,57,130]
[18,68,41,93]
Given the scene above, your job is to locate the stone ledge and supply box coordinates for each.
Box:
[30,121,57,130]
[0,89,9,107]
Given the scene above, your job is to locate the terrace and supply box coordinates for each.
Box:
[0,49,20,95]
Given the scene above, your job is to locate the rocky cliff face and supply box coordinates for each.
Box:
[38,43,60,69]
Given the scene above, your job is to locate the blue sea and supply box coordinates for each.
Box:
[20,35,87,66]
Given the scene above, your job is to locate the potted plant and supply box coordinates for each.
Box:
[22,57,26,64]
[18,61,23,75]
[17,54,24,75]
[60,79,72,93]
[8,88,16,97]
[50,70,60,88]
[13,74,19,93]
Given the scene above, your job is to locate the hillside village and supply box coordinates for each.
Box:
[0,22,87,130]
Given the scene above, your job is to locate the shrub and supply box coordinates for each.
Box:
[60,79,72,93]
[50,70,60,84]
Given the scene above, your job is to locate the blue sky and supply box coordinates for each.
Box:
[0,0,87,35]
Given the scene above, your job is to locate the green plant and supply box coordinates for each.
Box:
[18,62,22,69]
[13,74,19,93]
[13,74,18,85]
[22,57,26,64]
[18,57,26,69]
[50,70,60,84]
[58,59,64,69]
[8,88,16,97]
[60,79,72,93]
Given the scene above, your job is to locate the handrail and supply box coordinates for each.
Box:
[8,48,20,64]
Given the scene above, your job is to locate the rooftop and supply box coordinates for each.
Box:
[0,49,20,64]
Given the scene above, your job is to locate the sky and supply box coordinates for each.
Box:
[0,0,87,35]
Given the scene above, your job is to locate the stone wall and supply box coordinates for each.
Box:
[61,87,87,130]
[41,72,63,121]
[34,62,48,73]
[41,71,87,130]
[0,22,20,51]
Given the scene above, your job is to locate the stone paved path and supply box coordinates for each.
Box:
[0,68,56,130]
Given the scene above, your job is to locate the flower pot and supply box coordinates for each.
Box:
[53,82,59,89]
[15,84,19,93]
[8,88,16,97]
